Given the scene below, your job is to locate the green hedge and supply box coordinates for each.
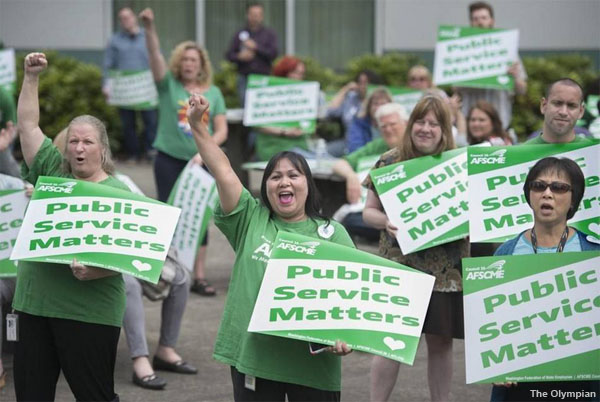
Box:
[9,51,598,153]
[15,51,122,152]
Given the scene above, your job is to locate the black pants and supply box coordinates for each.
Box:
[230,366,340,402]
[154,151,209,245]
[13,312,120,402]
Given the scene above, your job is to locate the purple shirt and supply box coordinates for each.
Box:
[225,25,278,76]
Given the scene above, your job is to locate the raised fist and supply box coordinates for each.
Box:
[24,53,48,76]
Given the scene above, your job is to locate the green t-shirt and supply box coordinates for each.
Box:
[256,131,310,162]
[12,137,128,327]
[343,138,389,171]
[213,188,355,391]
[525,133,594,144]
[153,72,226,161]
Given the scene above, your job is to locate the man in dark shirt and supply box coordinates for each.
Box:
[225,2,278,106]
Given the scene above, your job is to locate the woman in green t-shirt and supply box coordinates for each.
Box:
[12,53,126,401]
[187,93,354,401]
[140,8,226,298]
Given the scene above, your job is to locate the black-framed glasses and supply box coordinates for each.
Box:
[530,180,572,194]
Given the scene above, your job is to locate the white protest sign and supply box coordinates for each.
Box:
[433,25,519,90]
[463,252,600,384]
[167,161,217,271]
[243,74,319,132]
[0,190,28,277]
[248,231,435,364]
[107,70,158,110]
[0,48,16,93]
[468,142,600,243]
[371,148,469,254]
[10,176,181,283]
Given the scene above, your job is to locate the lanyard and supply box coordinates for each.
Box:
[530,226,569,254]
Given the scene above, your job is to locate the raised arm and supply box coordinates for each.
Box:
[332,159,361,204]
[18,53,47,167]
[187,94,242,214]
[139,8,167,82]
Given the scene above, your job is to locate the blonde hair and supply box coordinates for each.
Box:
[169,41,212,85]
[399,95,455,161]
[62,115,115,175]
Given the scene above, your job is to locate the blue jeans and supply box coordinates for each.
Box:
[118,108,158,158]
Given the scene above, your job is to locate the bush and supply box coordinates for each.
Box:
[15,51,122,152]
[343,52,425,87]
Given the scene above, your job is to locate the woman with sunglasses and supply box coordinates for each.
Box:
[491,156,599,402]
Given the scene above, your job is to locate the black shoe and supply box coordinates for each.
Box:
[152,356,198,374]
[132,372,167,390]
[190,279,216,296]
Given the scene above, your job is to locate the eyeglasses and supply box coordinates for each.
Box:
[409,76,428,82]
[529,180,572,194]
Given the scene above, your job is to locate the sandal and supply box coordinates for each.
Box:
[191,279,216,296]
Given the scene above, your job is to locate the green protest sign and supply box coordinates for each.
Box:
[0,48,16,94]
[368,85,423,114]
[248,231,435,364]
[370,148,468,254]
[243,74,319,132]
[167,161,217,271]
[467,142,600,243]
[10,176,180,283]
[0,190,28,277]
[462,252,600,384]
[433,25,519,90]
[107,70,158,110]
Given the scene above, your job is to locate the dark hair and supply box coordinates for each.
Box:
[247,2,263,11]
[356,69,384,85]
[467,100,509,144]
[545,78,584,104]
[523,157,585,220]
[469,1,494,18]
[260,151,330,224]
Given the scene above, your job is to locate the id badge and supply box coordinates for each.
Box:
[244,374,256,391]
[6,313,18,341]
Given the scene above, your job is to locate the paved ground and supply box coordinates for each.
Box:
[0,160,490,401]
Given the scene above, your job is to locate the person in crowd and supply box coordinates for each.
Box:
[405,65,467,147]
[124,253,196,390]
[140,7,227,296]
[13,52,128,401]
[455,1,527,129]
[0,121,31,391]
[332,103,408,241]
[467,100,513,145]
[527,78,590,144]
[103,6,158,163]
[347,87,392,153]
[187,92,353,401]
[363,95,469,402]
[0,86,20,177]
[226,2,278,106]
[326,69,383,156]
[255,56,316,161]
[490,157,600,402]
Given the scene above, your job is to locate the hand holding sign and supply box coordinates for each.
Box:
[24,53,47,76]
[70,258,116,281]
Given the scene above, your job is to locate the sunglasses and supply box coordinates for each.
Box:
[530,180,572,194]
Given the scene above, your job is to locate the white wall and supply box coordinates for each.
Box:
[0,0,112,50]
[376,0,600,52]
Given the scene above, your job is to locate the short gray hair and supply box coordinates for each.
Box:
[62,115,115,175]
[375,103,408,126]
